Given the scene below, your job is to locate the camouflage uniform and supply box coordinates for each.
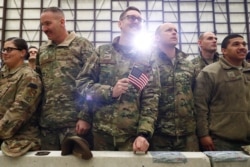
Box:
[37,31,94,150]
[194,57,250,151]
[76,36,160,151]
[191,53,220,76]
[150,48,199,151]
[0,64,42,154]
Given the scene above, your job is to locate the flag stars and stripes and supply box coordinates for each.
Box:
[128,67,149,91]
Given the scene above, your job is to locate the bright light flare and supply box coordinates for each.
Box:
[133,31,154,53]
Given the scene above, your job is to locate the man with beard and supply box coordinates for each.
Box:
[194,34,250,151]
[76,6,160,152]
[150,22,199,151]
[191,31,220,76]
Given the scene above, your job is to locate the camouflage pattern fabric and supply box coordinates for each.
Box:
[36,31,94,150]
[76,36,160,149]
[194,57,250,145]
[92,131,134,151]
[150,48,198,151]
[150,133,199,151]
[191,53,220,76]
[1,139,40,157]
[152,49,197,137]
[0,64,42,156]
[37,31,94,130]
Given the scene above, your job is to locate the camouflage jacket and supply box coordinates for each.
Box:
[153,48,196,136]
[37,31,94,129]
[191,52,220,76]
[194,57,250,142]
[0,64,42,140]
[76,36,160,140]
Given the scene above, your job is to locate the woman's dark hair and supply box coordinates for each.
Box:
[5,37,28,52]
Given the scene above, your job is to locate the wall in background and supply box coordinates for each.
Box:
[0,0,249,57]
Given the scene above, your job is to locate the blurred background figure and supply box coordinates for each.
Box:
[27,46,38,70]
[191,31,219,76]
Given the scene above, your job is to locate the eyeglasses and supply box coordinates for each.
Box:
[122,15,144,23]
[29,51,38,54]
[1,47,21,53]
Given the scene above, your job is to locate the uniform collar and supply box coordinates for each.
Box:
[220,57,250,70]
[45,31,77,47]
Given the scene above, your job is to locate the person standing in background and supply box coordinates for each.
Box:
[37,7,94,159]
[191,31,219,76]
[27,46,38,70]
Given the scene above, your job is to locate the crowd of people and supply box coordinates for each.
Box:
[0,6,250,159]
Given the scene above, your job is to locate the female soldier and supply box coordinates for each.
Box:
[0,37,42,157]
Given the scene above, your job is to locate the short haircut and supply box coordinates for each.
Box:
[221,34,243,49]
[5,37,28,52]
[42,6,65,18]
[119,6,141,20]
[198,32,216,40]
[28,45,38,50]
[198,33,206,40]
[155,25,161,35]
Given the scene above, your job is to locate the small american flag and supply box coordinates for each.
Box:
[128,67,149,91]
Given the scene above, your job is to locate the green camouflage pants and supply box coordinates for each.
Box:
[150,133,199,151]
[93,131,134,151]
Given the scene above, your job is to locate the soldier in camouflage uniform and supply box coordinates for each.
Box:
[37,7,94,157]
[191,32,220,76]
[0,37,42,157]
[76,6,160,152]
[194,34,250,151]
[150,22,199,151]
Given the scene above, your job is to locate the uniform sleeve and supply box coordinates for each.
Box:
[75,38,96,123]
[0,73,42,139]
[77,102,93,124]
[76,48,114,122]
[76,47,114,101]
[194,71,212,137]
[137,61,161,137]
